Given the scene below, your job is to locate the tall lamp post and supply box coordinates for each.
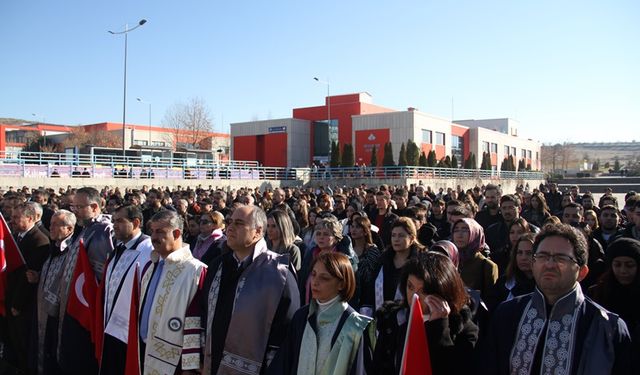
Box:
[313,77,331,164]
[109,19,147,156]
[137,97,152,145]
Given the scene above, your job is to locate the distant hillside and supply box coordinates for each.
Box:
[0,117,31,125]
[541,142,640,173]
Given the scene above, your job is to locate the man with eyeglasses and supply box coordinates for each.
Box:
[201,205,299,374]
[483,223,632,374]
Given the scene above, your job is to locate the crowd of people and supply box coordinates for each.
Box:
[0,180,638,374]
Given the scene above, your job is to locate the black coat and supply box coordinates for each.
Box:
[372,302,479,375]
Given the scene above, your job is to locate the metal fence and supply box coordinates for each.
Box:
[0,151,544,181]
[306,166,544,180]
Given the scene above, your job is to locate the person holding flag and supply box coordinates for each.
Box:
[372,252,479,375]
[96,204,152,375]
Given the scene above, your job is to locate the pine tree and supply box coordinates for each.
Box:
[451,155,459,168]
[383,142,395,166]
[508,155,516,171]
[419,151,428,167]
[444,155,452,168]
[406,139,420,166]
[470,153,477,169]
[398,143,408,166]
[330,141,341,167]
[427,150,437,167]
[341,144,354,167]
[370,145,378,167]
[437,158,445,168]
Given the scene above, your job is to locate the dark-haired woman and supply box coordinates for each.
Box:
[268,252,373,375]
[373,252,478,375]
[487,233,536,312]
[348,216,382,309]
[360,217,425,317]
[588,237,640,344]
[521,192,551,227]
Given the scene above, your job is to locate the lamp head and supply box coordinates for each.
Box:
[139,19,147,25]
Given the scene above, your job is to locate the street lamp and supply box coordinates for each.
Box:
[109,19,147,156]
[314,77,331,163]
[137,97,152,145]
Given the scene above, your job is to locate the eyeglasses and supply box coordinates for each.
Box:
[532,252,578,265]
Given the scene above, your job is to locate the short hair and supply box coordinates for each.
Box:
[248,205,267,232]
[32,189,49,201]
[26,201,43,218]
[77,187,101,205]
[315,216,343,241]
[600,205,620,216]
[375,191,390,201]
[500,194,521,207]
[534,223,588,267]
[15,203,37,220]
[115,204,144,226]
[150,210,183,232]
[393,189,408,199]
[311,252,356,301]
[399,252,468,314]
[449,206,471,218]
[510,217,531,234]
[52,209,76,228]
[563,202,584,215]
[485,184,502,196]
[148,188,164,200]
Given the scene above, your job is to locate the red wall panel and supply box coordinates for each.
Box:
[355,129,389,166]
[263,133,288,167]
[234,136,258,161]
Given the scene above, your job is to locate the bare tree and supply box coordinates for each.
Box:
[58,127,122,151]
[541,142,575,174]
[163,97,213,149]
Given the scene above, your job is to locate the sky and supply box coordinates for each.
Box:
[1,0,639,144]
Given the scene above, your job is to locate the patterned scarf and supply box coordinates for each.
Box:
[510,285,584,374]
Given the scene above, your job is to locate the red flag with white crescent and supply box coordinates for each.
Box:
[400,294,433,375]
[125,263,141,375]
[0,212,26,316]
[66,239,98,341]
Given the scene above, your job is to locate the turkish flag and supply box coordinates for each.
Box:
[400,294,432,375]
[66,239,98,340]
[125,263,141,375]
[0,212,25,316]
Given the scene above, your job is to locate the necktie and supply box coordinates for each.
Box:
[113,243,127,265]
[140,260,164,342]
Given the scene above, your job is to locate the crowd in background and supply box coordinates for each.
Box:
[0,180,638,374]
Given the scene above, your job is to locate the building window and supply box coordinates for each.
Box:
[522,149,527,158]
[482,141,490,153]
[527,150,532,159]
[134,140,148,146]
[435,132,445,145]
[504,145,510,155]
[151,141,166,147]
[451,135,464,165]
[512,147,516,156]
[491,143,498,153]
[422,129,432,144]
[536,151,539,161]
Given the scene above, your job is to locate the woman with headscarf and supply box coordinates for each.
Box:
[451,218,498,300]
